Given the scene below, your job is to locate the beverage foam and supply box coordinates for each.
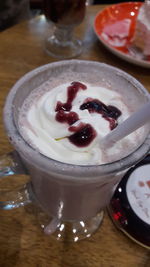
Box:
[18,73,145,165]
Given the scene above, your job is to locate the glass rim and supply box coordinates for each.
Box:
[3,60,150,182]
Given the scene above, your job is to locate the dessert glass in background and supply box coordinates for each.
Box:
[43,0,86,58]
[86,0,94,5]
[0,60,150,242]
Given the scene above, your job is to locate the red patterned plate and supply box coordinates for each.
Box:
[94,2,150,68]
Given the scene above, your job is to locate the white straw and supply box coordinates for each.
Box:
[101,101,150,148]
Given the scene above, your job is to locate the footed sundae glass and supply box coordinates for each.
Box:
[0,60,150,242]
[43,0,86,58]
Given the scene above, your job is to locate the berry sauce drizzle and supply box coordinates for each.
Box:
[55,82,86,125]
[55,81,87,113]
[80,98,122,130]
[56,110,79,125]
[55,82,122,147]
[69,123,97,147]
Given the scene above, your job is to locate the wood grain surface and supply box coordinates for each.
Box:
[0,5,150,267]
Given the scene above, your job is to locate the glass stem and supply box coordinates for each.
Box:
[54,25,74,45]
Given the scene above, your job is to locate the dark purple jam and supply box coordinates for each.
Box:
[55,83,122,147]
[68,123,97,147]
[55,81,87,112]
[80,99,121,130]
[56,110,79,125]
[55,81,87,127]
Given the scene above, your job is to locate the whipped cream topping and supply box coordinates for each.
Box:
[19,81,139,165]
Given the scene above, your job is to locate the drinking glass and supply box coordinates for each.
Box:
[43,0,86,58]
[0,60,150,242]
[86,0,93,5]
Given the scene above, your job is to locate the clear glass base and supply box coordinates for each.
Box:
[38,209,104,242]
[44,35,83,59]
[44,24,83,59]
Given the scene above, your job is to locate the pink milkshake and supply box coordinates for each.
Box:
[3,60,150,240]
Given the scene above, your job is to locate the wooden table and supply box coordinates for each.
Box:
[0,5,150,267]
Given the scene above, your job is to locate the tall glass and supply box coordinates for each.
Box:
[1,60,150,242]
[43,0,86,58]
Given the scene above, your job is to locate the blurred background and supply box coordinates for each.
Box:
[0,0,144,31]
